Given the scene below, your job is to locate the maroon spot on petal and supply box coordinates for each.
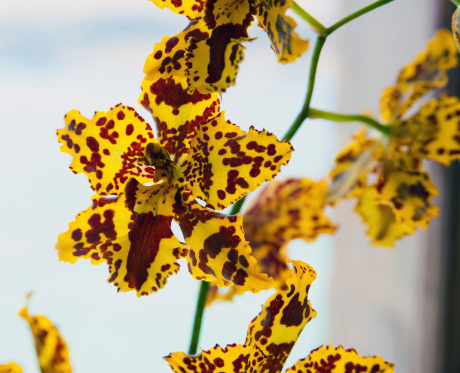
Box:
[96,117,107,126]
[204,23,249,85]
[125,213,175,291]
[161,264,171,271]
[71,229,82,241]
[86,136,99,152]
[165,37,179,53]
[154,50,162,60]
[117,111,125,120]
[267,144,276,156]
[217,190,226,200]
[126,124,134,136]
[214,358,224,368]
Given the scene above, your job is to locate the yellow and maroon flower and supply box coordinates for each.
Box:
[57,87,293,296]
[142,0,308,94]
[166,260,394,373]
[17,295,72,373]
[328,30,459,247]
[207,178,335,305]
[0,363,22,373]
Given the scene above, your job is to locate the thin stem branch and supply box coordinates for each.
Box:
[188,280,210,355]
[282,36,326,141]
[326,0,394,35]
[451,0,460,7]
[308,108,392,135]
[291,1,328,35]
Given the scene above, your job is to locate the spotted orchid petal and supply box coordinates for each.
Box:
[356,187,416,248]
[166,260,317,373]
[328,130,378,202]
[57,105,155,195]
[148,0,205,20]
[255,0,309,63]
[180,112,293,210]
[398,95,460,166]
[56,195,135,264]
[285,345,394,373]
[380,29,458,122]
[0,363,22,373]
[19,297,72,373]
[99,210,189,296]
[139,75,220,162]
[374,169,439,230]
[174,190,272,294]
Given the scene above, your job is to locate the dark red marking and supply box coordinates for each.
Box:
[125,213,175,291]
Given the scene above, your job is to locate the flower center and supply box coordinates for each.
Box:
[144,143,175,183]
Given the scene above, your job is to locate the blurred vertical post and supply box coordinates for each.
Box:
[439,2,460,372]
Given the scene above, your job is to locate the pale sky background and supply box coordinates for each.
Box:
[0,0,342,372]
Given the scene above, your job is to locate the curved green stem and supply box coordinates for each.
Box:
[188,280,210,355]
[451,0,460,7]
[282,36,326,141]
[326,0,394,35]
[291,1,328,35]
[308,108,392,135]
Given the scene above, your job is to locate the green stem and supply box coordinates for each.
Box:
[229,197,246,215]
[282,36,326,141]
[451,0,460,7]
[291,1,328,35]
[308,108,392,135]
[326,0,394,35]
[188,281,210,355]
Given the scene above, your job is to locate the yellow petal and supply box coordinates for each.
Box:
[255,0,309,63]
[166,261,317,373]
[244,178,336,245]
[185,22,253,94]
[375,169,439,230]
[453,7,460,52]
[0,363,23,373]
[166,344,254,373]
[356,187,416,248]
[380,29,458,122]
[148,0,205,19]
[328,130,378,201]
[141,14,254,95]
[56,195,135,264]
[284,345,394,373]
[180,112,293,210]
[57,104,155,195]
[99,211,188,296]
[175,190,272,294]
[142,28,200,84]
[185,0,255,93]
[402,95,460,166]
[139,75,220,162]
[19,297,72,373]
[245,260,316,371]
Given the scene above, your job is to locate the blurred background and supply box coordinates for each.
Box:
[0,0,458,372]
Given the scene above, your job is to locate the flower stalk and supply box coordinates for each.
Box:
[308,108,392,135]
